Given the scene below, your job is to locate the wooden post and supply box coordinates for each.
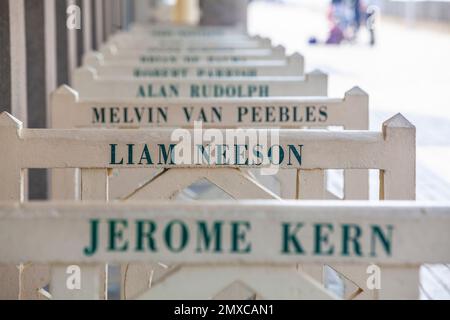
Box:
[338,114,417,300]
[0,4,22,298]
[381,113,416,201]
[80,169,108,300]
[0,113,24,299]
[343,87,370,200]
[324,88,371,299]
[13,0,59,299]
[44,0,57,132]
[50,86,80,200]
[55,0,70,86]
[50,169,108,299]
[295,169,326,284]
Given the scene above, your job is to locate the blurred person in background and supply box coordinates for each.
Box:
[364,0,380,46]
[323,0,378,45]
[326,0,346,44]
[352,0,362,34]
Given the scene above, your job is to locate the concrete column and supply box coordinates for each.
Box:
[127,0,135,27]
[199,0,248,30]
[75,0,84,66]
[104,0,113,40]
[24,0,46,199]
[134,0,152,23]
[67,0,78,78]
[95,0,105,49]
[55,0,70,86]
[0,0,28,123]
[112,0,123,32]
[121,0,131,30]
[82,0,93,53]
[120,0,136,30]
[90,0,97,50]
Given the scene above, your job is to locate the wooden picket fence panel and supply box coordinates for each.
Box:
[82,51,304,78]
[0,111,415,299]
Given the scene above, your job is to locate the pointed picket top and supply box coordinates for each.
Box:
[109,44,119,55]
[260,37,272,46]
[290,52,303,59]
[82,51,103,67]
[51,85,79,101]
[0,112,23,129]
[382,113,415,139]
[71,67,97,89]
[99,44,113,55]
[99,44,118,58]
[345,86,368,96]
[273,45,286,55]
[289,52,304,62]
[383,113,414,129]
[307,69,328,82]
[73,67,97,80]
[110,39,122,49]
[288,52,304,73]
